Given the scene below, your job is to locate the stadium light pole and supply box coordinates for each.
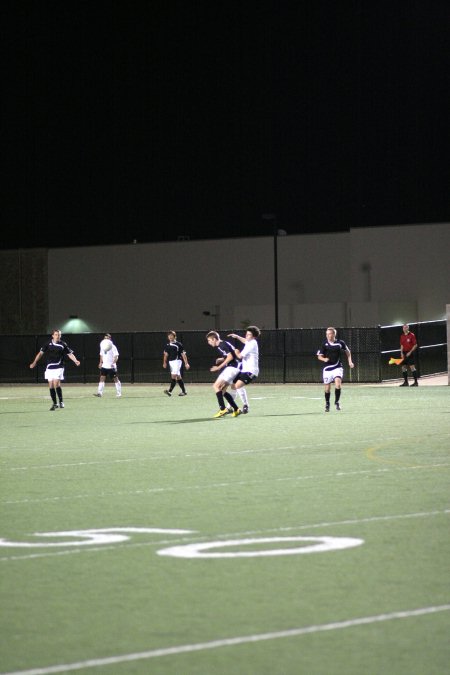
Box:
[262,213,279,329]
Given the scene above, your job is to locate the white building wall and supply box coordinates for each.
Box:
[48,223,450,332]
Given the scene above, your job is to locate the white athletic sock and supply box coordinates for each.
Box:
[238,388,248,406]
[115,380,121,395]
[98,382,105,394]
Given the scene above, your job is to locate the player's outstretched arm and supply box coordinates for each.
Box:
[29,352,42,368]
[69,353,80,367]
[228,333,246,344]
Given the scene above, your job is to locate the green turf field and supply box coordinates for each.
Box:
[1,383,449,675]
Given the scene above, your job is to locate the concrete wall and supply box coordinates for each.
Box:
[0,249,48,334]
[46,222,450,332]
[2,223,448,334]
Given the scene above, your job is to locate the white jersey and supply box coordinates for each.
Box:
[100,343,119,369]
[239,338,259,376]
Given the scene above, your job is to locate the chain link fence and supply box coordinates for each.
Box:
[0,321,446,385]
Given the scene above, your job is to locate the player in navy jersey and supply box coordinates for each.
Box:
[317,327,354,412]
[206,331,249,417]
[29,329,80,410]
[163,330,190,396]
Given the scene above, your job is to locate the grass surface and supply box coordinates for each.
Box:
[0,383,449,674]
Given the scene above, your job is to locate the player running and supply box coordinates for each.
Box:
[317,327,354,412]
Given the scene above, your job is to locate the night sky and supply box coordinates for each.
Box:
[2,1,449,250]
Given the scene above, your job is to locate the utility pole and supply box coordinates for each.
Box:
[262,213,279,329]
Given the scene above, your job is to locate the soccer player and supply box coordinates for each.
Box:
[399,324,419,386]
[206,331,249,417]
[163,330,190,396]
[225,326,261,416]
[317,327,354,412]
[93,333,122,397]
[29,329,80,410]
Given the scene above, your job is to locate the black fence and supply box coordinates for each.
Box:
[0,322,446,385]
[379,320,447,381]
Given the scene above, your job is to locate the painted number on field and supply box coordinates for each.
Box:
[157,536,364,558]
[0,527,195,548]
[0,529,364,558]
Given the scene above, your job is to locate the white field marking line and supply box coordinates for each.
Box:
[4,432,450,471]
[249,396,276,399]
[292,396,322,400]
[3,462,450,506]
[2,605,450,675]
[1,508,448,562]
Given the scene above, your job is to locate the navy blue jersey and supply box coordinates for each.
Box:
[317,339,349,368]
[164,340,185,361]
[40,340,73,369]
[217,340,239,367]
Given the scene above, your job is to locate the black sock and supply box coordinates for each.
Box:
[169,380,176,392]
[403,371,408,383]
[224,392,238,411]
[50,389,57,404]
[178,379,186,393]
[412,371,418,383]
[335,388,341,403]
[216,391,226,410]
[325,392,330,404]
[56,386,63,403]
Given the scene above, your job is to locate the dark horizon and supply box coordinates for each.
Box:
[2,1,450,250]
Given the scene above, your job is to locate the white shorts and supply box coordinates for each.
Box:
[323,365,343,384]
[218,366,240,385]
[169,359,183,376]
[45,367,65,382]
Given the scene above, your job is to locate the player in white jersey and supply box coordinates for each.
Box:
[222,326,261,417]
[93,333,122,398]
[206,331,250,416]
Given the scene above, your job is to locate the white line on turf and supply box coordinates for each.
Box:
[292,396,322,399]
[2,463,450,506]
[2,433,449,470]
[1,604,449,675]
[1,509,448,562]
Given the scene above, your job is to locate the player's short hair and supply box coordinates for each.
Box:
[246,326,261,338]
[327,326,337,335]
[206,331,220,340]
[104,333,112,339]
[167,330,176,338]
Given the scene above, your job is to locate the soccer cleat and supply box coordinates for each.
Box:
[178,392,187,396]
[59,402,64,408]
[335,402,341,411]
[49,404,58,411]
[164,390,172,397]
[116,393,122,397]
[411,381,418,387]
[93,393,102,397]
[242,405,249,414]
[325,403,330,412]
[213,409,228,418]
[399,382,409,387]
[232,408,242,417]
